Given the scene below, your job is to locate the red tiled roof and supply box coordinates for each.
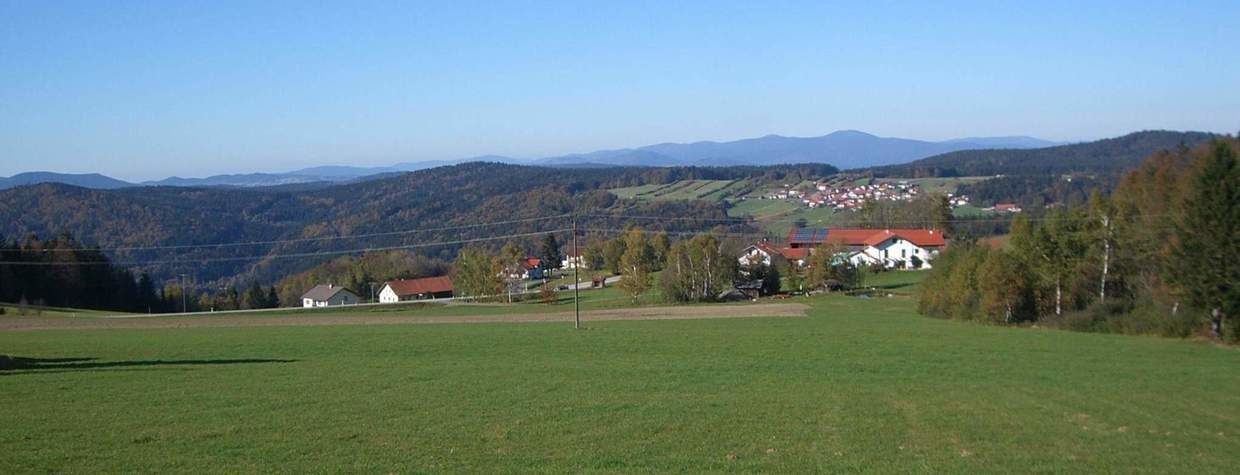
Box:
[521,257,542,270]
[786,227,947,248]
[384,276,453,296]
[780,248,810,260]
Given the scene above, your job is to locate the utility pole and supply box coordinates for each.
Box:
[179,273,188,314]
[572,212,580,329]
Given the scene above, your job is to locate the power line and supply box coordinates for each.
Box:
[0,229,571,266]
[580,228,768,239]
[581,213,752,223]
[2,214,571,253]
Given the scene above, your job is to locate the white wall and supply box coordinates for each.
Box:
[378,285,399,303]
[303,291,359,307]
[738,247,772,267]
[863,238,936,269]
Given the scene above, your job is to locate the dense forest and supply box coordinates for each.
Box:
[919,138,1239,342]
[0,234,164,312]
[867,130,1216,178]
[0,163,833,292]
[954,174,1110,209]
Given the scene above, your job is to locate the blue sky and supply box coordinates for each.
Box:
[2,1,1237,180]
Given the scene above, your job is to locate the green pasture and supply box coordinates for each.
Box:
[3,273,1238,473]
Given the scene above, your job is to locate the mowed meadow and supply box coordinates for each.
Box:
[2,287,1238,472]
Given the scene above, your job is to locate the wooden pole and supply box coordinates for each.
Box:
[573,213,580,329]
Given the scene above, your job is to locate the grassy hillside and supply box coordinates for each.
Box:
[609,179,748,201]
[2,290,1236,472]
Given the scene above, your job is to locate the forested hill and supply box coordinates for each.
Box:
[866,130,1217,177]
[0,162,836,284]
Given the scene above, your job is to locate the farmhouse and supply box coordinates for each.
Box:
[521,257,545,280]
[378,276,454,303]
[783,227,947,269]
[300,284,359,308]
[561,254,587,270]
[992,203,1022,213]
[739,242,811,268]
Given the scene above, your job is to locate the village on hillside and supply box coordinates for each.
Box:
[745,176,1024,213]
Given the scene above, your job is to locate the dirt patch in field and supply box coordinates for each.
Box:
[0,303,808,331]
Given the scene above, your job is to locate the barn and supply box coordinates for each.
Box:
[378,276,454,303]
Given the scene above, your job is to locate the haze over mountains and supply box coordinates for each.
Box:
[1,131,1060,189]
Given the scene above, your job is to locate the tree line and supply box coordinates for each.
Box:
[919,139,1239,342]
[451,226,873,304]
[0,234,162,312]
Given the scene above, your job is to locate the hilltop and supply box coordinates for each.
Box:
[867,130,1217,177]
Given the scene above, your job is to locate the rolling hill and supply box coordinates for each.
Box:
[2,131,1054,189]
[0,172,134,190]
[0,163,835,284]
[867,130,1217,177]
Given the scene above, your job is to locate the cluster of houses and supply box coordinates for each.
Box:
[740,227,947,270]
[801,181,923,210]
[301,254,573,308]
[987,203,1022,213]
[302,227,948,307]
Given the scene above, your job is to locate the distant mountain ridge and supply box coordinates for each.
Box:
[866,130,1217,177]
[0,130,1065,189]
[532,130,1061,168]
[0,172,134,190]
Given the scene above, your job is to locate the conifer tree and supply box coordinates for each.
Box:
[539,234,563,272]
[1170,141,1240,341]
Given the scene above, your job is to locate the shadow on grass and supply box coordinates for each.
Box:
[873,282,916,290]
[1,355,296,372]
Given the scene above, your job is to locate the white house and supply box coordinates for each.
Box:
[739,242,811,268]
[785,227,947,270]
[378,276,454,303]
[738,242,781,267]
[301,284,359,308]
[561,255,588,270]
[856,232,941,269]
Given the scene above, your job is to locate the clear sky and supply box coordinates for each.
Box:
[2,1,1237,181]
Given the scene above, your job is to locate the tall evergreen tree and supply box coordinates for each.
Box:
[266,286,280,308]
[539,234,563,271]
[1170,141,1240,341]
[245,281,268,310]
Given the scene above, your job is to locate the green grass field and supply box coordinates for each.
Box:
[725,198,837,236]
[873,176,991,195]
[3,277,1238,472]
[608,180,746,202]
[952,204,996,218]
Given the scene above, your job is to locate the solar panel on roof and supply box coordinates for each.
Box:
[792,228,829,242]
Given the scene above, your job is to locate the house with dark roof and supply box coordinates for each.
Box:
[378,276,454,303]
[301,284,360,308]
